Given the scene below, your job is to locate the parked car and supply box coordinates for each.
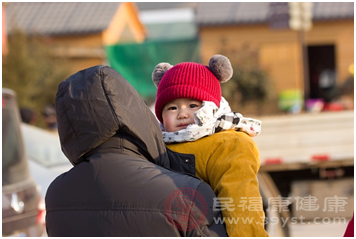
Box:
[20,123,73,198]
[2,88,45,237]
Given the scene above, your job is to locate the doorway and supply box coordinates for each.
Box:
[307,45,336,101]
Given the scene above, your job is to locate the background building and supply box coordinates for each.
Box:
[195,2,353,114]
[5,2,146,74]
[4,2,354,115]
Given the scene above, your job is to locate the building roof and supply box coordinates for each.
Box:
[5,2,121,35]
[136,2,198,11]
[313,2,354,20]
[196,2,354,26]
[6,2,353,36]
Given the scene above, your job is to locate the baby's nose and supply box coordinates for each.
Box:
[177,110,189,119]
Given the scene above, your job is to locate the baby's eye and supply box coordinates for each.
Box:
[189,104,199,108]
[167,106,177,110]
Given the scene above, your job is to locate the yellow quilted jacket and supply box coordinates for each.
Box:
[167,130,269,237]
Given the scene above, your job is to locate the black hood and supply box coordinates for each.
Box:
[55,65,169,166]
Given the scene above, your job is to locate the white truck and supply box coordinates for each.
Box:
[254,110,354,237]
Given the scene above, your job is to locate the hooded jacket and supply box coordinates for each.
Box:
[45,65,227,237]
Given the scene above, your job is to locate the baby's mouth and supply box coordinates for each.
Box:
[177,123,189,128]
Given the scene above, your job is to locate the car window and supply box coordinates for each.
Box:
[2,89,30,186]
[20,123,69,167]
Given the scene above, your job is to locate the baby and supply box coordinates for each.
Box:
[152,55,268,237]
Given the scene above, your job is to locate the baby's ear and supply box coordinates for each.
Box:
[152,63,173,87]
[208,54,233,83]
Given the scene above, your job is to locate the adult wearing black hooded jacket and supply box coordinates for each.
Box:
[45,65,227,237]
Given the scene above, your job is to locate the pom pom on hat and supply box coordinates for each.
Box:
[209,54,233,83]
[152,62,173,87]
[152,54,233,123]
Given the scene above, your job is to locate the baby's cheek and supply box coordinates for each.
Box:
[163,119,173,130]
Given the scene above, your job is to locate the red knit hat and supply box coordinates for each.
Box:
[152,55,233,123]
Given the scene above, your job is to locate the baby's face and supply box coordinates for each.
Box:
[162,98,202,132]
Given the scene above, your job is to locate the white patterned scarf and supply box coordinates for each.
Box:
[161,97,262,143]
